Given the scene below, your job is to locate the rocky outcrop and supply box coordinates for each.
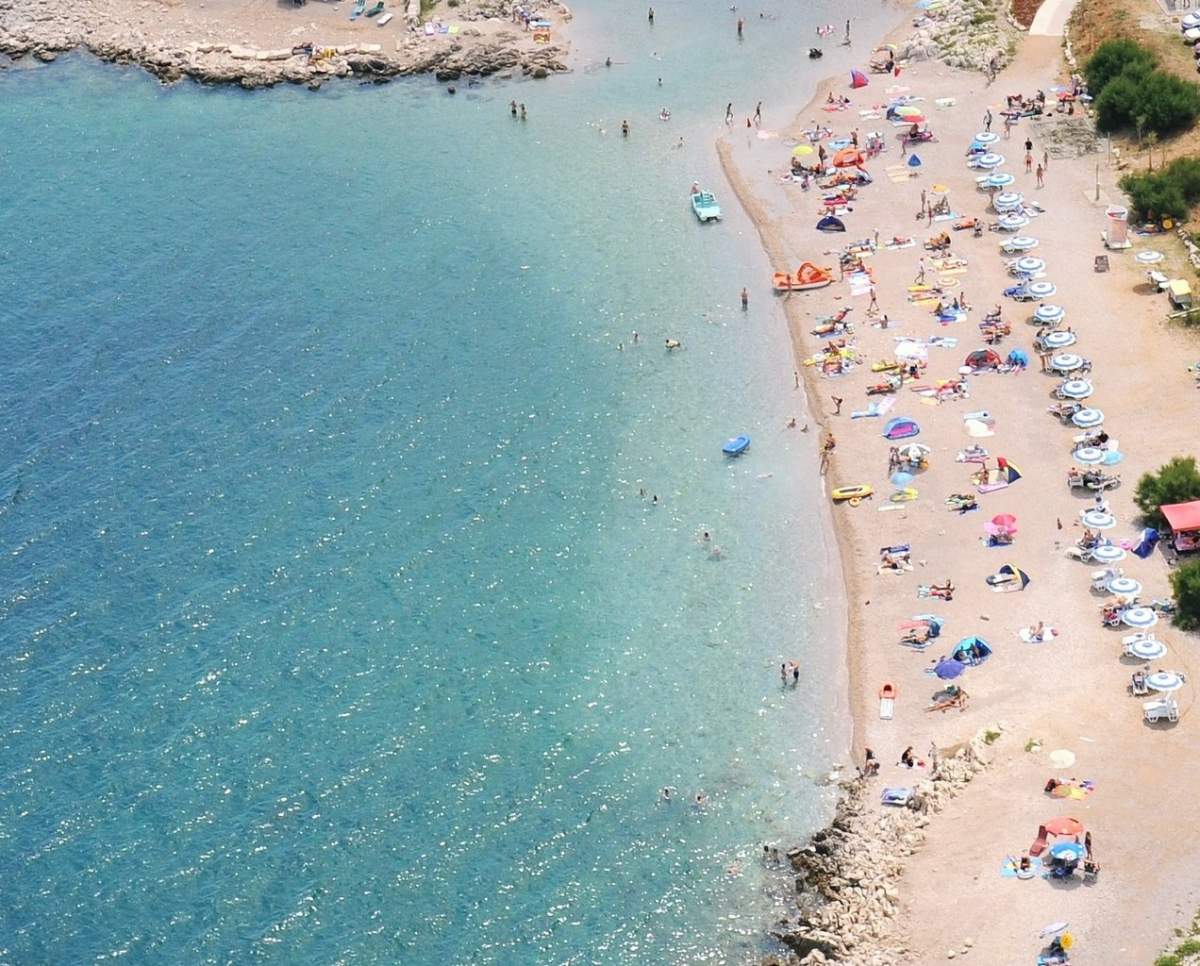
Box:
[0,0,570,88]
[766,727,1003,965]
[896,0,1015,73]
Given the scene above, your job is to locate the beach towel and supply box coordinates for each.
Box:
[1001,856,1045,878]
[1019,625,1058,643]
[885,239,916,251]
[424,22,434,34]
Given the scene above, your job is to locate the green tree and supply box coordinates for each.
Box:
[1085,39,1155,96]
[1135,457,1200,528]
[1170,560,1200,631]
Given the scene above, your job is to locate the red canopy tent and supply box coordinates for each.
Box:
[1161,500,1200,551]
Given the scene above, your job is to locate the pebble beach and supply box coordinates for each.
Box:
[722,7,1200,962]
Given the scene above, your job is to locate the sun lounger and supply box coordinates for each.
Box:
[1144,697,1179,723]
[1029,824,1048,857]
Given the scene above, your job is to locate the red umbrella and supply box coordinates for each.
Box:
[1044,816,1084,837]
[990,513,1018,532]
[832,148,865,169]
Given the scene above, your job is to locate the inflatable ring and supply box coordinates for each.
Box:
[848,497,862,507]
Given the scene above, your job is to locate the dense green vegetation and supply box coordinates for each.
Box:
[1134,456,1200,528]
[1119,158,1200,221]
[1086,39,1200,137]
[1171,560,1200,631]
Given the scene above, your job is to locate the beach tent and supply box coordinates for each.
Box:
[1133,527,1162,559]
[882,416,920,440]
[1161,500,1200,551]
[964,349,1002,370]
[850,68,869,88]
[951,635,992,665]
[832,147,865,168]
[907,154,922,168]
[816,215,847,232]
[987,563,1030,591]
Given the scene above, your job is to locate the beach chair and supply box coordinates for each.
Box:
[1144,697,1179,723]
[1029,824,1049,857]
[1130,673,1150,696]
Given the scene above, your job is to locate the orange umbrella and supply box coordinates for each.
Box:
[1044,817,1083,837]
[832,147,865,168]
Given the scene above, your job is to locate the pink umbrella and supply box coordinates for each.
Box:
[990,513,1018,533]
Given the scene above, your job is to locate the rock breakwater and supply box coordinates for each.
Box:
[896,0,1017,73]
[765,727,1003,965]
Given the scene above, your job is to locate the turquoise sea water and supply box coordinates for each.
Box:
[0,3,898,962]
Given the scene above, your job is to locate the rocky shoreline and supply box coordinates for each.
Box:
[0,0,570,89]
[895,0,1017,73]
[764,728,1002,965]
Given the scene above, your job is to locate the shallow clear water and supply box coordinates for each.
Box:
[0,3,898,962]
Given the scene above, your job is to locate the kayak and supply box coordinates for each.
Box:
[831,484,873,506]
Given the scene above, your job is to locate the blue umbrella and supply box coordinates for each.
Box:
[934,658,966,680]
[987,172,1014,188]
[890,471,915,487]
[1035,304,1065,324]
[1049,841,1085,860]
[908,154,922,168]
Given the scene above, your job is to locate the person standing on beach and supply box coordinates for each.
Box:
[1003,115,1012,139]
[740,287,749,309]
[725,102,734,124]
[915,257,926,285]
[984,108,992,132]
[1042,148,1049,170]
[844,18,851,44]
[831,395,843,415]
[754,101,762,124]
[1036,163,1044,187]
[794,370,800,389]
[1025,150,1032,173]
[868,286,878,313]
[737,17,744,37]
[648,6,654,23]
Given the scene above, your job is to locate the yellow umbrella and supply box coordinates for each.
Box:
[792,144,814,157]
[1061,934,1074,951]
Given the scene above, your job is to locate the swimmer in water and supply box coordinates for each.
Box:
[694,792,708,807]
[661,786,675,802]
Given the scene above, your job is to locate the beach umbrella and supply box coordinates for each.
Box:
[995,191,1023,208]
[1081,509,1115,529]
[1093,543,1126,563]
[1028,281,1057,298]
[792,144,814,156]
[1015,255,1045,274]
[908,154,922,168]
[1041,922,1070,938]
[1071,408,1104,428]
[975,131,999,144]
[1049,841,1085,861]
[1147,670,1184,692]
[895,340,928,361]
[890,471,915,487]
[1130,638,1167,660]
[978,152,1005,167]
[1073,446,1106,465]
[833,147,865,168]
[934,657,967,680]
[998,214,1030,231]
[1044,330,1076,349]
[1044,816,1084,837]
[1034,303,1064,324]
[1107,576,1142,597]
[1050,352,1082,372]
[1103,449,1124,465]
[850,68,869,89]
[1135,249,1164,265]
[1122,606,1159,629]
[991,513,1018,532]
[899,442,931,460]
[987,171,1014,187]
[1059,379,1093,400]
[964,418,994,438]
[1003,235,1037,251]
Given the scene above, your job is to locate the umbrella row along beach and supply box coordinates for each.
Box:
[759,56,1192,961]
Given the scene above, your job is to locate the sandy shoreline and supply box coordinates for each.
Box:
[722,4,1200,962]
[0,0,570,87]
